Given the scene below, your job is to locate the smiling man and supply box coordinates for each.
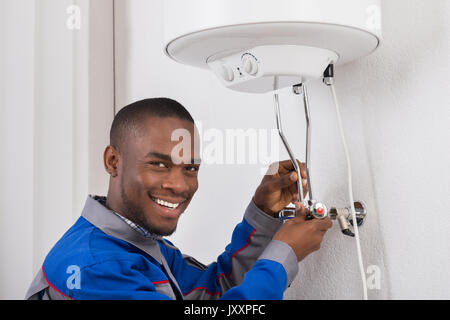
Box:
[104,100,201,238]
[25,98,332,300]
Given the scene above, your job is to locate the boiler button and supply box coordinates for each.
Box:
[218,64,234,82]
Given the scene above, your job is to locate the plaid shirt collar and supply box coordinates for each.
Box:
[93,196,162,242]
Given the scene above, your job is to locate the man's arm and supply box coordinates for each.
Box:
[165,198,298,299]
[221,241,297,300]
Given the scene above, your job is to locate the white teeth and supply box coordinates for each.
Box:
[154,198,180,209]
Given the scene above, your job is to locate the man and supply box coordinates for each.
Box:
[25,98,332,300]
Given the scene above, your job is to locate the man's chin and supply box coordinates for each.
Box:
[154,227,177,237]
[158,228,177,237]
[144,219,178,237]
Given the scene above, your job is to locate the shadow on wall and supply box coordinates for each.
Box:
[114,0,169,111]
[114,0,130,111]
[322,0,449,299]
[285,0,450,300]
[342,0,449,96]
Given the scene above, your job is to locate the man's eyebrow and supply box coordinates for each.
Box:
[145,152,172,161]
[145,151,201,164]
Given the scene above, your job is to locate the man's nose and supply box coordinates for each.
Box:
[161,168,190,193]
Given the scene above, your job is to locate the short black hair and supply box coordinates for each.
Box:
[110,98,194,152]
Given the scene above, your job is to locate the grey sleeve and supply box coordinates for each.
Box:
[243,200,299,287]
[25,268,71,300]
[244,198,284,236]
[258,240,299,287]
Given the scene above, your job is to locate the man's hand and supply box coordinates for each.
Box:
[253,159,308,217]
[274,202,332,261]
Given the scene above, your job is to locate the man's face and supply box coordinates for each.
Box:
[117,116,201,236]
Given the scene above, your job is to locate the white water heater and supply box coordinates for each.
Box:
[163,0,382,93]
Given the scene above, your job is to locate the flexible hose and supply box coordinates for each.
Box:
[330,84,368,300]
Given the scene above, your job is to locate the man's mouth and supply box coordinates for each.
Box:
[149,195,186,211]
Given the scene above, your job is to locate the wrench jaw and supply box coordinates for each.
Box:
[278,206,296,221]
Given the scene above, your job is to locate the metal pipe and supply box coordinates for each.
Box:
[273,77,304,203]
[301,84,313,201]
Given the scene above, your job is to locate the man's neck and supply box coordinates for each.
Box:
[98,195,162,241]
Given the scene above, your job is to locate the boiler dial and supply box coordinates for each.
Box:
[242,55,258,75]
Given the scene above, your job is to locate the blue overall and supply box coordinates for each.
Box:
[25,196,298,300]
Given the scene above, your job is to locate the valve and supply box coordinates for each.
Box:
[278,200,328,221]
[328,201,367,237]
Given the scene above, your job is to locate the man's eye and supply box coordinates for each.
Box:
[186,166,199,172]
[149,162,167,168]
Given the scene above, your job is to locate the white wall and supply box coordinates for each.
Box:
[0,0,113,299]
[1,0,447,300]
[115,0,450,299]
[0,0,36,301]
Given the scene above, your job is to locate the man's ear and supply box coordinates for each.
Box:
[104,145,120,177]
